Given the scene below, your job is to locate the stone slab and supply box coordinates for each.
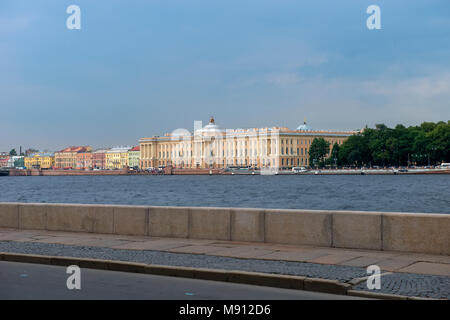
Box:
[149,207,188,238]
[382,213,450,255]
[260,250,328,262]
[231,208,264,242]
[46,204,93,232]
[340,256,384,267]
[189,207,231,241]
[113,206,148,236]
[0,203,19,228]
[19,204,47,230]
[265,209,332,246]
[89,205,114,234]
[398,262,450,276]
[332,212,382,250]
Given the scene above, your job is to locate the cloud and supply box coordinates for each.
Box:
[362,72,450,98]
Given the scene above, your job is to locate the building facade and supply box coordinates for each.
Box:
[9,156,24,168]
[24,153,55,169]
[92,149,109,169]
[128,146,140,168]
[105,147,130,169]
[76,152,93,169]
[0,154,9,168]
[139,117,357,169]
[54,146,92,169]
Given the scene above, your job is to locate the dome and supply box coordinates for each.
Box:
[296,120,312,131]
[171,128,191,140]
[196,116,222,135]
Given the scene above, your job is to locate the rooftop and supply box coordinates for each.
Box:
[57,146,92,153]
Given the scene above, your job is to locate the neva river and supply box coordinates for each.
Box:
[0,175,449,214]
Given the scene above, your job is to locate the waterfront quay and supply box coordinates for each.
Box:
[0,202,449,299]
[3,167,450,176]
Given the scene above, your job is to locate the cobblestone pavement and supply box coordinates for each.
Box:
[353,273,450,299]
[1,241,449,299]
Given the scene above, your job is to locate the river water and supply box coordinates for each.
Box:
[0,175,449,214]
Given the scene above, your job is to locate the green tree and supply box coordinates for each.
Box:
[326,142,340,167]
[339,134,369,167]
[309,138,330,168]
[338,121,450,167]
[9,149,17,156]
[427,121,450,163]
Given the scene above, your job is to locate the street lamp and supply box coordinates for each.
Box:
[430,147,437,166]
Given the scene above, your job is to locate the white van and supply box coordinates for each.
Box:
[440,163,450,168]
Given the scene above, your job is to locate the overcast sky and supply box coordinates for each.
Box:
[1,0,449,151]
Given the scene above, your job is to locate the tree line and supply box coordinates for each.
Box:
[309,121,450,168]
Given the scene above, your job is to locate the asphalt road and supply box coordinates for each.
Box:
[0,261,366,300]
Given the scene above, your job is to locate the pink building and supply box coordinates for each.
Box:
[92,149,109,169]
[76,152,93,169]
[0,154,9,168]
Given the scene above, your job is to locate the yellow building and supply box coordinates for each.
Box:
[24,153,55,169]
[139,117,358,169]
[106,147,130,169]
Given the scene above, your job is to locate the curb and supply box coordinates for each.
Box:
[347,290,408,300]
[347,290,439,300]
[0,251,430,299]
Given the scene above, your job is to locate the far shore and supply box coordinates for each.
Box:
[2,167,450,176]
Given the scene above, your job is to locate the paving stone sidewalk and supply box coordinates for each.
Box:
[0,228,449,299]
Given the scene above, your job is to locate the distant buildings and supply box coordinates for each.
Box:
[3,143,140,170]
[92,149,109,169]
[54,146,92,169]
[139,117,357,169]
[0,153,9,168]
[9,156,24,168]
[24,153,54,169]
[6,117,358,171]
[76,152,93,169]
[105,146,131,169]
[12,145,137,170]
[128,146,140,168]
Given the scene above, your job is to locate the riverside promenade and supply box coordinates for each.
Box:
[1,202,449,299]
[0,228,449,299]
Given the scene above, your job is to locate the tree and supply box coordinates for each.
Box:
[339,134,369,167]
[309,138,330,168]
[326,142,340,167]
[338,121,450,167]
[427,121,450,163]
[9,149,17,156]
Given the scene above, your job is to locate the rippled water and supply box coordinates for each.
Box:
[0,175,449,214]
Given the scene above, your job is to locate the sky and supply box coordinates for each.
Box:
[1,0,450,151]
